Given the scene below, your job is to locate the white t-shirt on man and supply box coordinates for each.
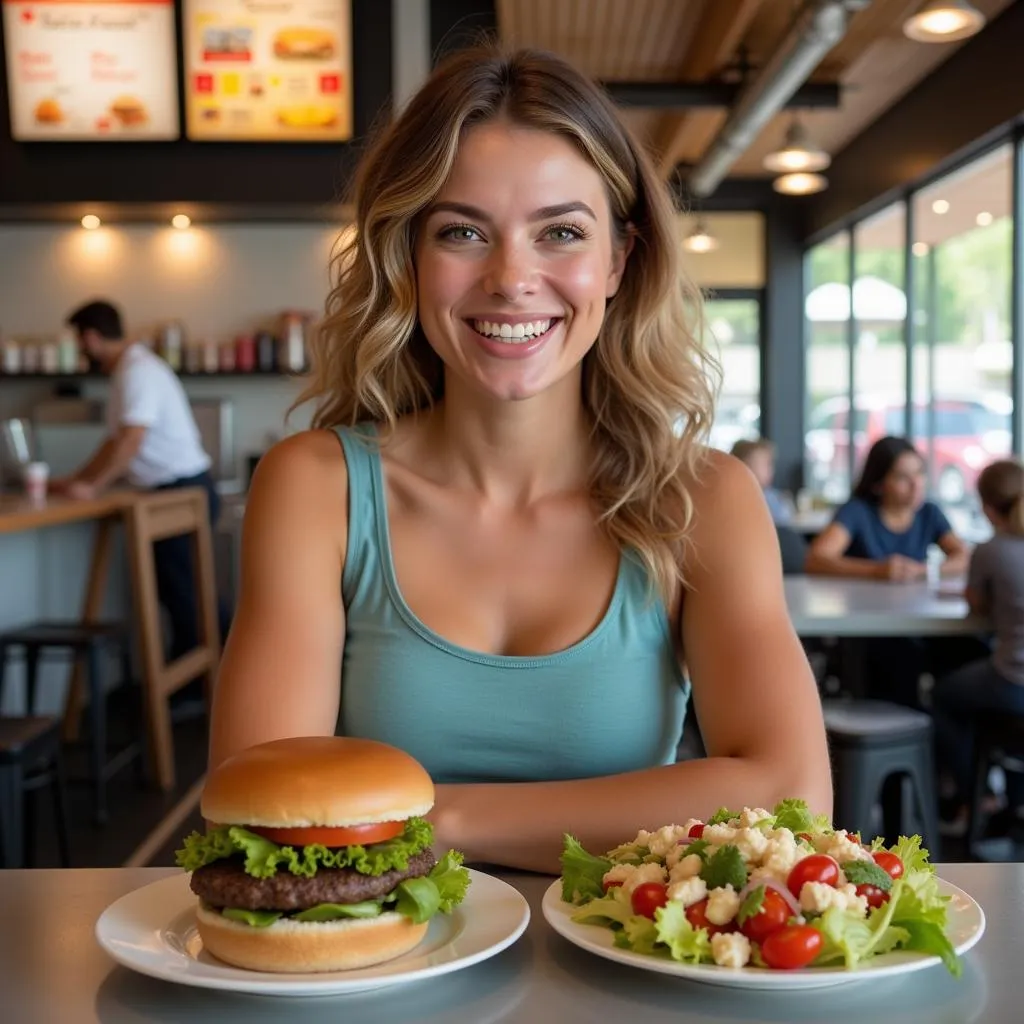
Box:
[105,344,212,487]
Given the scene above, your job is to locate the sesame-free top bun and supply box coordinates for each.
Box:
[196,903,430,973]
[200,736,434,828]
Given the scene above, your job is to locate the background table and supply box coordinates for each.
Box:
[0,864,1010,1023]
[785,576,989,637]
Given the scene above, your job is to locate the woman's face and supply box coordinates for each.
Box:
[880,451,927,509]
[415,121,631,403]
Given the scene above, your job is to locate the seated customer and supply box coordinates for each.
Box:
[731,438,792,526]
[806,435,967,582]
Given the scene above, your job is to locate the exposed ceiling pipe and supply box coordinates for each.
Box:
[687,0,871,198]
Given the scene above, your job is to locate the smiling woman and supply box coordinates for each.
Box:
[209,45,832,875]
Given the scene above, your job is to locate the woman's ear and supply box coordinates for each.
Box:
[606,222,636,299]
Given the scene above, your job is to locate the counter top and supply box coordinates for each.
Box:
[0,492,139,533]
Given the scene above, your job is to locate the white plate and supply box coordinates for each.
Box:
[542,876,985,990]
[96,869,529,997]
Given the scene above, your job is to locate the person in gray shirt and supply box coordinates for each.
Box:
[932,459,1024,833]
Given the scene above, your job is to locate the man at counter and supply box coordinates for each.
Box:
[51,299,227,660]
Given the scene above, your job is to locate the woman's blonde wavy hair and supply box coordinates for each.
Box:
[295,45,719,603]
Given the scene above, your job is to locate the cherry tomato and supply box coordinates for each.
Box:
[797,832,813,844]
[786,854,840,899]
[249,821,403,847]
[688,823,705,839]
[873,851,904,880]
[855,883,890,910]
[761,924,824,970]
[739,887,790,944]
[631,882,668,919]
[602,878,623,893]
[845,831,861,844]
[685,897,734,936]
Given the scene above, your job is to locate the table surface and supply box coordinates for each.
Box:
[0,864,1010,1023]
[785,575,990,636]
[0,492,136,533]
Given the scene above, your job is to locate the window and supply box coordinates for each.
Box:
[804,232,851,502]
[912,145,1013,536]
[705,297,761,452]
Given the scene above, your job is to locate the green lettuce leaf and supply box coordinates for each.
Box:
[570,886,634,928]
[395,876,441,924]
[890,835,933,876]
[889,878,961,977]
[772,798,831,834]
[606,841,650,865]
[653,900,713,964]
[699,844,747,891]
[706,807,738,826]
[560,835,612,905]
[175,817,434,879]
[291,900,382,922]
[809,896,901,970]
[221,908,283,927]
[615,915,670,957]
[430,850,472,912]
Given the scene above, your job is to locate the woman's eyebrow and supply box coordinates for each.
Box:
[426,200,597,222]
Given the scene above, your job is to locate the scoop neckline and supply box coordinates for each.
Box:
[366,433,627,668]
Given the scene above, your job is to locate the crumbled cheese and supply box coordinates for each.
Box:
[668,853,703,884]
[838,882,869,918]
[620,862,667,895]
[799,881,845,915]
[704,823,738,845]
[822,832,871,865]
[761,835,801,879]
[739,807,773,828]
[711,931,752,968]
[645,825,692,859]
[602,864,634,889]
[667,875,708,908]
[733,827,770,864]
[705,884,741,926]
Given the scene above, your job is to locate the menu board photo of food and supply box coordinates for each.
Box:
[2,0,180,141]
[184,0,352,142]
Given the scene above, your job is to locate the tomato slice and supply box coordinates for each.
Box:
[248,821,404,847]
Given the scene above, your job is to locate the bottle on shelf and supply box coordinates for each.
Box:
[280,312,307,373]
[219,340,237,373]
[20,339,40,374]
[184,340,202,375]
[40,339,59,373]
[160,321,184,371]
[202,338,219,374]
[58,328,78,374]
[1,337,21,374]
[235,334,256,373]
[255,330,276,373]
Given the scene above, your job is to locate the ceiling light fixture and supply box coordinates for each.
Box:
[903,1,986,43]
[172,214,192,230]
[763,118,831,174]
[682,220,719,254]
[976,211,993,227]
[912,242,930,256]
[772,172,828,196]
[932,199,950,214]
[81,214,101,230]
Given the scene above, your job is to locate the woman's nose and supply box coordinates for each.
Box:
[482,242,537,301]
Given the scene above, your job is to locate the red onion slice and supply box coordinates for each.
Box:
[739,876,803,921]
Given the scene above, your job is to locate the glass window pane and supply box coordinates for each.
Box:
[912,145,1013,540]
[805,232,851,503]
[705,298,761,452]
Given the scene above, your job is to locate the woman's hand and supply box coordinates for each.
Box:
[876,554,925,582]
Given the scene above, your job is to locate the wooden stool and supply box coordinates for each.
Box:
[0,716,71,868]
[125,488,220,792]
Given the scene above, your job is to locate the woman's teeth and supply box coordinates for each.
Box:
[471,319,553,343]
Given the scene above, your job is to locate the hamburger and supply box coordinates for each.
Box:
[175,736,470,973]
[109,95,147,128]
[273,26,336,60]
[34,98,63,124]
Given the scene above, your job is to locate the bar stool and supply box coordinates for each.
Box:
[0,622,142,824]
[0,715,71,868]
[823,698,941,856]
[966,711,1024,859]
[125,487,220,791]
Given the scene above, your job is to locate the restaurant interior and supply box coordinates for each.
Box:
[2,0,1024,1013]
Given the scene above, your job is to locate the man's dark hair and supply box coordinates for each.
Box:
[67,300,123,340]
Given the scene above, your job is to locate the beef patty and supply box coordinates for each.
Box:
[190,848,437,910]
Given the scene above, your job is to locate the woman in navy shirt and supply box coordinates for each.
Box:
[807,436,971,708]
[807,436,968,581]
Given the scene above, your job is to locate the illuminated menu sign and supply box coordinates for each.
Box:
[2,0,180,141]
[184,0,352,141]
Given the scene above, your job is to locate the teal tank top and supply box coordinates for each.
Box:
[335,425,690,784]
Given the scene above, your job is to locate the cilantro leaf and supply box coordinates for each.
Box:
[736,884,765,926]
[560,835,613,904]
[706,807,739,826]
[699,844,747,891]
[842,861,893,891]
[683,838,711,861]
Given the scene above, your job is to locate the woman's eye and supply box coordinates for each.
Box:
[439,224,481,242]
[545,224,586,243]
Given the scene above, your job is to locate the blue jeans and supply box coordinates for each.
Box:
[932,658,1024,805]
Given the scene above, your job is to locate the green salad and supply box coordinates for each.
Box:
[560,800,962,975]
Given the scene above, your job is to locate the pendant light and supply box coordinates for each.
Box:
[903,1,986,43]
[763,118,831,175]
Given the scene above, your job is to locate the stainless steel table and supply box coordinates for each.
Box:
[785,576,989,637]
[0,864,1013,1023]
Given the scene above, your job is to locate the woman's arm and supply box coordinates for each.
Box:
[936,530,970,578]
[805,521,880,578]
[430,453,832,873]
[208,431,348,771]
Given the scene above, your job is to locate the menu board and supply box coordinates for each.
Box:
[184,0,352,141]
[2,0,180,141]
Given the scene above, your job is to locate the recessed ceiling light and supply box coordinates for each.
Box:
[172,214,192,230]
[975,211,993,227]
[932,199,950,214]
[912,242,930,256]
[903,1,986,43]
[81,215,101,230]
[772,172,828,196]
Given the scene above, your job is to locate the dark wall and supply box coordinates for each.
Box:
[0,0,393,209]
[804,0,1024,238]
[430,0,497,61]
